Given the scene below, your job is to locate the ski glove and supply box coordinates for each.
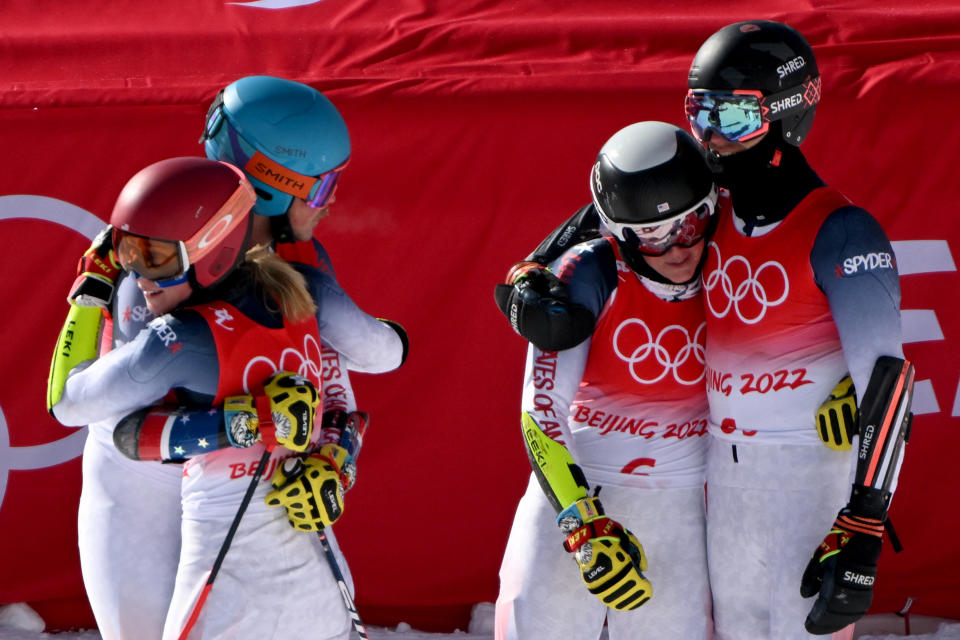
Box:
[494,262,595,352]
[816,375,858,450]
[801,508,884,634]
[69,225,122,308]
[558,496,652,611]
[224,371,318,452]
[265,446,348,531]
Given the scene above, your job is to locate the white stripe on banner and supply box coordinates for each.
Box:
[0,194,102,240]
[953,377,960,418]
[892,241,954,418]
[891,240,957,276]
[912,379,939,416]
[901,309,944,344]
[228,0,324,8]
[0,405,88,512]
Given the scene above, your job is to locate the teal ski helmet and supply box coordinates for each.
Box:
[202,75,350,220]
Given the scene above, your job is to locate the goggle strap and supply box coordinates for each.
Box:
[182,179,256,264]
[244,151,318,200]
[227,124,251,169]
[759,76,822,123]
[154,271,190,289]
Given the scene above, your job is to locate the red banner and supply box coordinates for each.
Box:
[2,0,959,631]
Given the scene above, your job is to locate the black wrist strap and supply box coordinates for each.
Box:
[885,517,904,553]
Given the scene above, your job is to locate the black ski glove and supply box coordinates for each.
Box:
[494,262,594,351]
[800,507,884,634]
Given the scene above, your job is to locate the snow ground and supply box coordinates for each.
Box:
[1,602,958,639]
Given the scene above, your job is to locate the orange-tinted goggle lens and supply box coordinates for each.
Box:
[113,231,184,281]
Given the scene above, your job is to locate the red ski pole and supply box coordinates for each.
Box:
[177,404,278,640]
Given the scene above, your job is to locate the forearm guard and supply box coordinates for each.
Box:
[47,303,105,413]
[521,411,589,513]
[528,204,603,265]
[851,356,915,518]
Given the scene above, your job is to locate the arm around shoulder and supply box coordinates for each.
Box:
[47,303,107,416]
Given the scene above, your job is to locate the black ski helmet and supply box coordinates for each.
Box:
[687,20,821,146]
[590,121,716,231]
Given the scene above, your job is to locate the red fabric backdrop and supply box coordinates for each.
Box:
[1,0,959,631]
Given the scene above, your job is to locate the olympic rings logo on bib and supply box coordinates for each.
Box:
[241,333,324,394]
[703,242,789,324]
[612,319,706,385]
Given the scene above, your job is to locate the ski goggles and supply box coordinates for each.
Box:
[599,189,717,256]
[685,77,821,143]
[113,174,255,287]
[244,151,348,209]
[113,232,190,287]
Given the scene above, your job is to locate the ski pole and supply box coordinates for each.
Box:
[313,410,370,637]
[177,445,274,640]
[317,528,369,639]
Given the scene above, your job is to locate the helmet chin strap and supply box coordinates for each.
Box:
[181,266,209,308]
[269,212,297,244]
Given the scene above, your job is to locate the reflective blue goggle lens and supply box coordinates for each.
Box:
[685,91,766,143]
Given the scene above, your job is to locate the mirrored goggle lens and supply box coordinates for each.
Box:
[113,231,185,282]
[624,201,714,256]
[685,91,765,142]
[305,168,343,209]
[201,90,225,142]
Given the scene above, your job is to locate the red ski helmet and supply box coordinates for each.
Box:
[110,157,255,288]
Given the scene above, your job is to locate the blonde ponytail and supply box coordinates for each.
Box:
[243,244,317,323]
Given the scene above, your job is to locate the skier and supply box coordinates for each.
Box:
[495,121,717,640]
[685,20,914,639]
[199,74,408,379]
[47,157,370,639]
[52,76,405,639]
[46,218,186,640]
[184,73,407,525]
